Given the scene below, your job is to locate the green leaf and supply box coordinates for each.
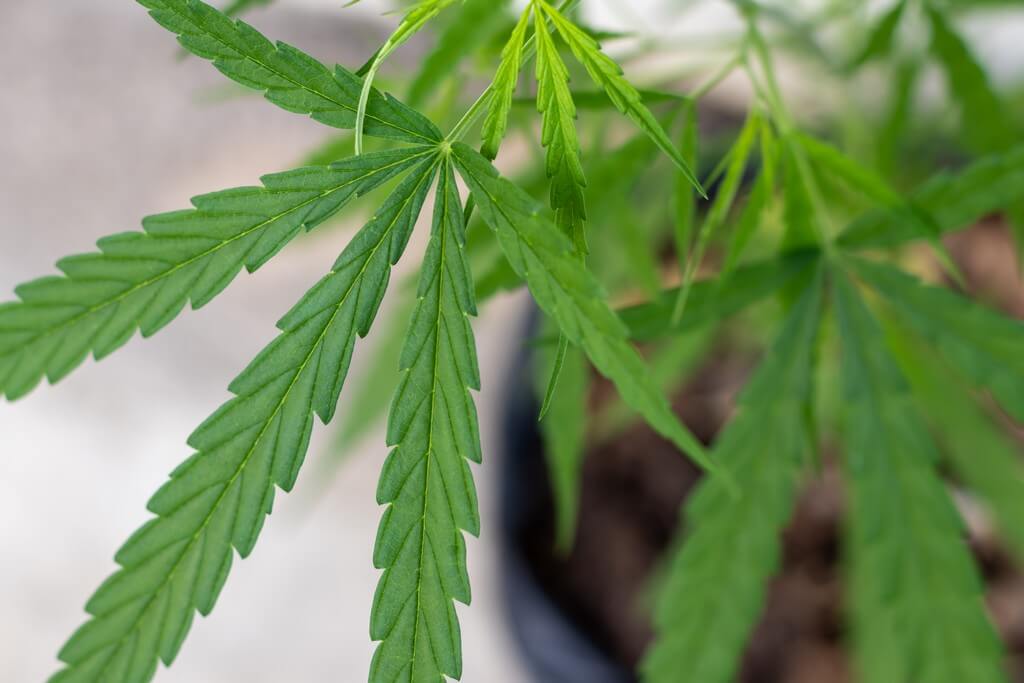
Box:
[883,317,1024,565]
[838,143,1024,248]
[643,267,824,683]
[481,7,531,160]
[535,323,588,551]
[797,133,959,277]
[848,0,905,69]
[780,137,819,250]
[221,0,272,18]
[928,6,1016,153]
[538,1,704,195]
[672,110,760,321]
[407,0,512,108]
[672,101,699,279]
[534,3,588,251]
[50,153,440,683]
[721,117,777,276]
[370,159,481,682]
[832,268,1006,683]
[619,249,821,341]
[452,142,723,479]
[138,0,441,145]
[0,147,433,401]
[847,255,1024,421]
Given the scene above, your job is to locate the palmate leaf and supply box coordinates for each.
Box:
[643,268,823,683]
[51,153,440,683]
[538,1,703,195]
[369,159,481,682]
[0,147,433,401]
[138,0,441,145]
[884,320,1024,564]
[451,142,721,478]
[847,255,1024,421]
[833,269,1005,683]
[838,144,1024,249]
[480,6,531,161]
[534,3,588,252]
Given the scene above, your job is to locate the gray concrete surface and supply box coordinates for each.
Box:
[0,2,530,681]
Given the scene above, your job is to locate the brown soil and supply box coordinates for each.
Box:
[515,222,1024,682]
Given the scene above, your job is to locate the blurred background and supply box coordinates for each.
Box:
[2,1,1024,682]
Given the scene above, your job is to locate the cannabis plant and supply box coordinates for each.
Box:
[4,0,1024,681]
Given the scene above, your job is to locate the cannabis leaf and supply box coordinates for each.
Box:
[839,144,1024,248]
[833,268,1005,683]
[480,7,531,161]
[885,320,1024,564]
[848,0,905,68]
[51,153,440,683]
[721,117,776,276]
[534,2,588,251]
[139,0,441,145]
[643,269,823,683]
[619,249,821,341]
[451,142,721,478]
[539,1,703,194]
[848,255,1024,421]
[673,110,760,320]
[928,6,1016,154]
[369,159,481,682]
[0,148,432,401]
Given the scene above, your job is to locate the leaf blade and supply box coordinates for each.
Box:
[0,148,433,400]
[370,158,481,682]
[49,153,441,683]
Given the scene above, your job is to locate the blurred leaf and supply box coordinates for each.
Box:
[620,249,821,341]
[838,144,1024,248]
[884,317,1024,565]
[643,268,824,683]
[848,255,1024,422]
[407,0,511,107]
[674,110,760,321]
[928,6,1016,154]
[722,118,777,276]
[833,268,1005,683]
[535,326,589,551]
[847,0,906,69]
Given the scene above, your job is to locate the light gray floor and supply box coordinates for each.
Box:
[0,2,530,681]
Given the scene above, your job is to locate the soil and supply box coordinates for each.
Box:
[513,222,1024,682]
